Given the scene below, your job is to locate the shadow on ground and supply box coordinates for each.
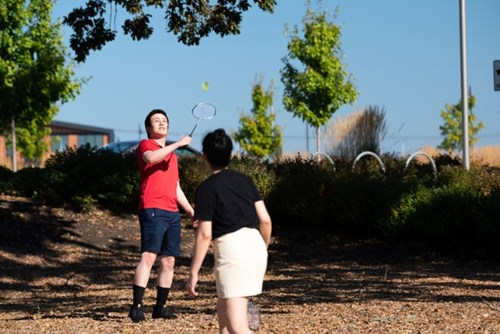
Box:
[0,195,499,324]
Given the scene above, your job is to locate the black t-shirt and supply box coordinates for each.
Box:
[194,169,262,239]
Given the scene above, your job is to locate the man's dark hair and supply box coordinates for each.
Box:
[144,109,169,139]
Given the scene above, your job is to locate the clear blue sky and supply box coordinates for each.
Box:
[53,1,500,155]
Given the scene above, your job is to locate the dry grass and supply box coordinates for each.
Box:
[323,107,388,158]
[418,145,500,166]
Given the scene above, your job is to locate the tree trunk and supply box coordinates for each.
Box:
[315,126,321,153]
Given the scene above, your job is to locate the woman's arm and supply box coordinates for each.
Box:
[255,200,272,248]
[186,220,212,296]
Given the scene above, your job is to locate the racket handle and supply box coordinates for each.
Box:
[189,124,197,137]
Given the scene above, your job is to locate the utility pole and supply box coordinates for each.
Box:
[459,0,470,170]
[305,124,309,152]
[11,117,17,172]
[138,124,143,140]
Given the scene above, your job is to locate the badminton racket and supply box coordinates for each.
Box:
[189,102,216,136]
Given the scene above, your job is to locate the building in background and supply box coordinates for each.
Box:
[49,121,114,153]
[0,121,115,169]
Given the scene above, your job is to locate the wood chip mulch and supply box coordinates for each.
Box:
[0,195,498,333]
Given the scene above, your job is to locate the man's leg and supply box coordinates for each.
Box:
[134,251,157,287]
[152,255,177,319]
[152,211,181,319]
[129,251,157,322]
[157,255,175,287]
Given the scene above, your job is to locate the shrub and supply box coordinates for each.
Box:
[178,156,209,204]
[230,156,276,200]
[178,155,276,206]
[11,167,46,198]
[42,145,139,213]
[384,168,500,257]
[0,165,14,194]
[267,156,333,239]
[5,148,500,259]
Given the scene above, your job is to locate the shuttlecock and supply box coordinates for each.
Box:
[201,82,209,92]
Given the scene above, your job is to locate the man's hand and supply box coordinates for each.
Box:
[178,135,192,147]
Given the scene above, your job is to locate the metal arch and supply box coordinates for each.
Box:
[309,151,336,172]
[352,151,386,173]
[404,151,438,179]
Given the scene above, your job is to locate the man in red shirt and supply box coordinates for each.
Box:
[129,109,195,322]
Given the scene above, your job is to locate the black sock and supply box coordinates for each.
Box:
[155,286,171,308]
[132,285,146,307]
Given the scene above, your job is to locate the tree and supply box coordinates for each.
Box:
[63,0,277,62]
[280,5,358,153]
[438,94,483,153]
[0,0,84,164]
[324,105,388,159]
[232,78,282,158]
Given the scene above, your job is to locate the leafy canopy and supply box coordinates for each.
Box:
[63,0,276,62]
[232,78,282,158]
[280,5,358,152]
[0,0,83,159]
[438,94,484,152]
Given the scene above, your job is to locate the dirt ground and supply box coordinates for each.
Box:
[0,195,499,334]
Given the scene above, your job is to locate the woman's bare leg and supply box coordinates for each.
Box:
[217,297,253,334]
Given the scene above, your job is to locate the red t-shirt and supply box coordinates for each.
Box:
[137,139,179,212]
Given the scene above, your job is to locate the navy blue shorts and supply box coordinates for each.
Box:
[138,208,181,257]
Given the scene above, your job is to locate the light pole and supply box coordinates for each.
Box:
[11,117,17,172]
[459,0,470,170]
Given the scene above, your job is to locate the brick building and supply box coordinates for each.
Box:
[1,121,115,169]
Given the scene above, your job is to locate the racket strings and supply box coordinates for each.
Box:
[192,103,216,120]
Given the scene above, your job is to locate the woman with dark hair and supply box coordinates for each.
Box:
[186,129,272,334]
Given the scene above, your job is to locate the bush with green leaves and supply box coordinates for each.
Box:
[230,155,276,200]
[11,167,46,198]
[178,156,209,205]
[4,148,500,258]
[0,165,14,194]
[267,156,334,239]
[178,155,276,205]
[41,145,139,212]
[384,166,500,256]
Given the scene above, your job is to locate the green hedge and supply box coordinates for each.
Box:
[384,166,500,256]
[4,149,500,258]
[0,165,14,194]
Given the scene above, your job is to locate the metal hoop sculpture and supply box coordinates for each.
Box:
[309,152,336,172]
[404,151,438,180]
[352,151,386,174]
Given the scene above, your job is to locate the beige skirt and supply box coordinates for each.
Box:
[213,227,268,299]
